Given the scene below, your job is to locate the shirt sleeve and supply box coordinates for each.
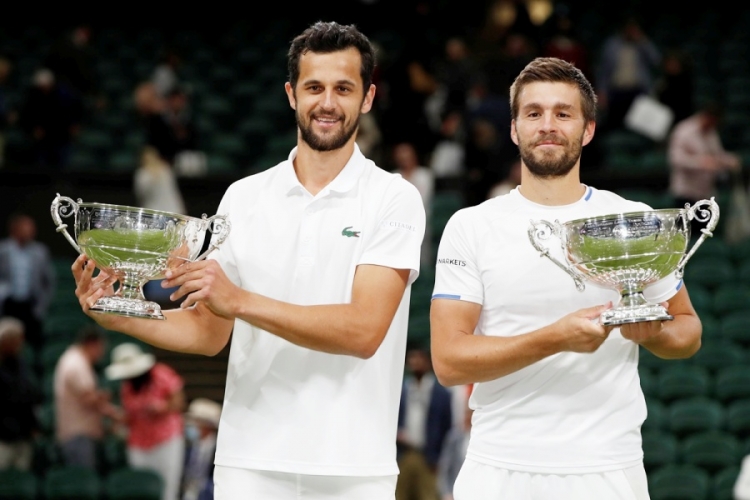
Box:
[358,178,426,285]
[208,187,241,288]
[432,209,484,304]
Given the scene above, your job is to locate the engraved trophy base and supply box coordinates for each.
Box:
[600,303,674,326]
[90,296,165,320]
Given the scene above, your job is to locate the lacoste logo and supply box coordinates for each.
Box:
[342,226,361,238]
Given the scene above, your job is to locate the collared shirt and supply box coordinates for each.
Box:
[211,144,425,476]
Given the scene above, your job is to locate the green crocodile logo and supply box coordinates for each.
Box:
[342,226,360,238]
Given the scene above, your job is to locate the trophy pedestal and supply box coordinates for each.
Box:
[600,303,674,326]
[90,296,165,320]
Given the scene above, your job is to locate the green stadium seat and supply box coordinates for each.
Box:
[43,465,101,500]
[642,430,679,472]
[689,340,745,372]
[683,259,734,290]
[639,367,657,398]
[648,464,710,500]
[668,397,724,436]
[31,436,62,476]
[711,465,741,500]
[639,346,670,371]
[657,364,711,402]
[105,467,164,500]
[0,468,38,500]
[643,398,668,432]
[712,284,750,316]
[97,435,128,476]
[727,399,750,437]
[680,431,742,473]
[715,365,750,403]
[720,312,750,346]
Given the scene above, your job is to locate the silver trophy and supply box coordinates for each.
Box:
[51,194,230,320]
[528,198,720,326]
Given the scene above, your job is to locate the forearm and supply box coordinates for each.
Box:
[431,327,562,386]
[235,290,387,359]
[640,313,702,359]
[100,304,231,356]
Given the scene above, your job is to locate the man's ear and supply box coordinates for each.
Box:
[582,120,596,146]
[510,119,519,146]
[284,82,296,110]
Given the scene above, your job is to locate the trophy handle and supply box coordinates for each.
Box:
[528,219,585,292]
[50,194,82,254]
[675,197,720,278]
[194,214,231,261]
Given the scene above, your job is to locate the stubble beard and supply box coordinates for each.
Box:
[518,131,584,179]
[297,110,360,152]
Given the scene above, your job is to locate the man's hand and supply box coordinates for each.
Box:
[71,254,121,328]
[553,303,615,353]
[620,319,665,345]
[162,260,242,319]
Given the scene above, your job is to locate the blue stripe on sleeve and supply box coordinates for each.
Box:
[432,294,461,300]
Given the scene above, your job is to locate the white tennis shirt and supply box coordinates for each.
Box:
[433,186,682,473]
[210,145,425,476]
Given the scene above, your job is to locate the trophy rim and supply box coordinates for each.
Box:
[76,201,201,222]
[563,208,686,228]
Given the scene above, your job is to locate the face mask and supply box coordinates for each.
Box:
[185,424,200,442]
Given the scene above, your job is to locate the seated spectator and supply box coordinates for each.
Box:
[106,343,186,500]
[54,326,122,470]
[0,317,41,471]
[182,398,222,500]
[146,85,198,167]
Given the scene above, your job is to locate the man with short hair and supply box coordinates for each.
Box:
[72,21,425,499]
[431,57,702,499]
[54,326,121,469]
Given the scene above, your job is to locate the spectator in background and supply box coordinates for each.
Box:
[393,142,434,266]
[668,102,741,207]
[437,394,472,500]
[54,326,121,470]
[429,108,466,180]
[44,24,100,110]
[542,10,589,80]
[19,68,83,169]
[655,49,694,125]
[396,346,452,500]
[596,17,661,132]
[0,317,41,471]
[182,398,222,500]
[146,85,199,167]
[106,342,186,500]
[0,213,55,352]
[152,48,183,98]
[488,158,521,199]
[433,37,481,123]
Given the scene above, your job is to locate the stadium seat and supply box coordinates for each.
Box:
[680,431,742,473]
[657,364,711,402]
[712,465,741,500]
[648,464,710,500]
[715,365,750,403]
[104,467,164,500]
[0,468,38,500]
[683,259,734,290]
[668,397,724,436]
[720,311,750,346]
[643,398,668,432]
[642,430,679,472]
[98,434,128,476]
[712,284,750,316]
[43,465,101,500]
[689,340,745,372]
[639,367,657,398]
[727,399,750,437]
[31,436,62,476]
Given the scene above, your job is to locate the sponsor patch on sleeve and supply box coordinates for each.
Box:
[437,257,467,267]
[380,220,418,233]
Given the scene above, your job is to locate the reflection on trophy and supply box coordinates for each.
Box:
[51,194,230,320]
[528,198,720,326]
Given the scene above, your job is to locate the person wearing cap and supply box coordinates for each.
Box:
[106,342,186,500]
[182,398,221,500]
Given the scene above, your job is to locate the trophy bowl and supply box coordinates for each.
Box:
[528,198,720,326]
[51,194,230,320]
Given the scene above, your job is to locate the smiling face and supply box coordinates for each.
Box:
[511,81,595,179]
[285,47,375,153]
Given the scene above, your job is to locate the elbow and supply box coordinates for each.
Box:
[431,356,464,387]
[352,333,384,359]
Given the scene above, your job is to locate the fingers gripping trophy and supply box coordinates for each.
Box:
[51,194,230,320]
[529,198,720,326]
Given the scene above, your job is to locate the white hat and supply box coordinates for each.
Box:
[185,398,222,428]
[105,343,156,380]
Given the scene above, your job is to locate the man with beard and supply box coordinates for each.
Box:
[70,21,425,500]
[430,58,701,500]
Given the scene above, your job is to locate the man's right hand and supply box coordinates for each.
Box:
[71,254,120,328]
[553,303,614,353]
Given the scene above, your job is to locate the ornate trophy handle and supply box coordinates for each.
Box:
[194,214,231,261]
[675,197,721,278]
[528,219,585,292]
[50,193,82,254]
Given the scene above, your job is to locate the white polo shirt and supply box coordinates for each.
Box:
[433,186,682,473]
[211,145,425,476]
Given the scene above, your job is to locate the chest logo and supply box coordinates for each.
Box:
[342,226,361,238]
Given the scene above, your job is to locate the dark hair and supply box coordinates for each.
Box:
[509,57,597,124]
[287,21,376,93]
[76,324,104,345]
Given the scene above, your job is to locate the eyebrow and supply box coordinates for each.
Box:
[521,102,575,112]
[302,79,357,87]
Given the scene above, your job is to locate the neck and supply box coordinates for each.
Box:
[293,139,356,196]
[518,165,585,205]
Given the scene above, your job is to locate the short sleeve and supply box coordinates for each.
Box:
[358,179,426,285]
[643,274,683,304]
[432,210,484,305]
[208,188,241,288]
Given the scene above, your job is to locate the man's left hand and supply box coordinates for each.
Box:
[162,260,241,319]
